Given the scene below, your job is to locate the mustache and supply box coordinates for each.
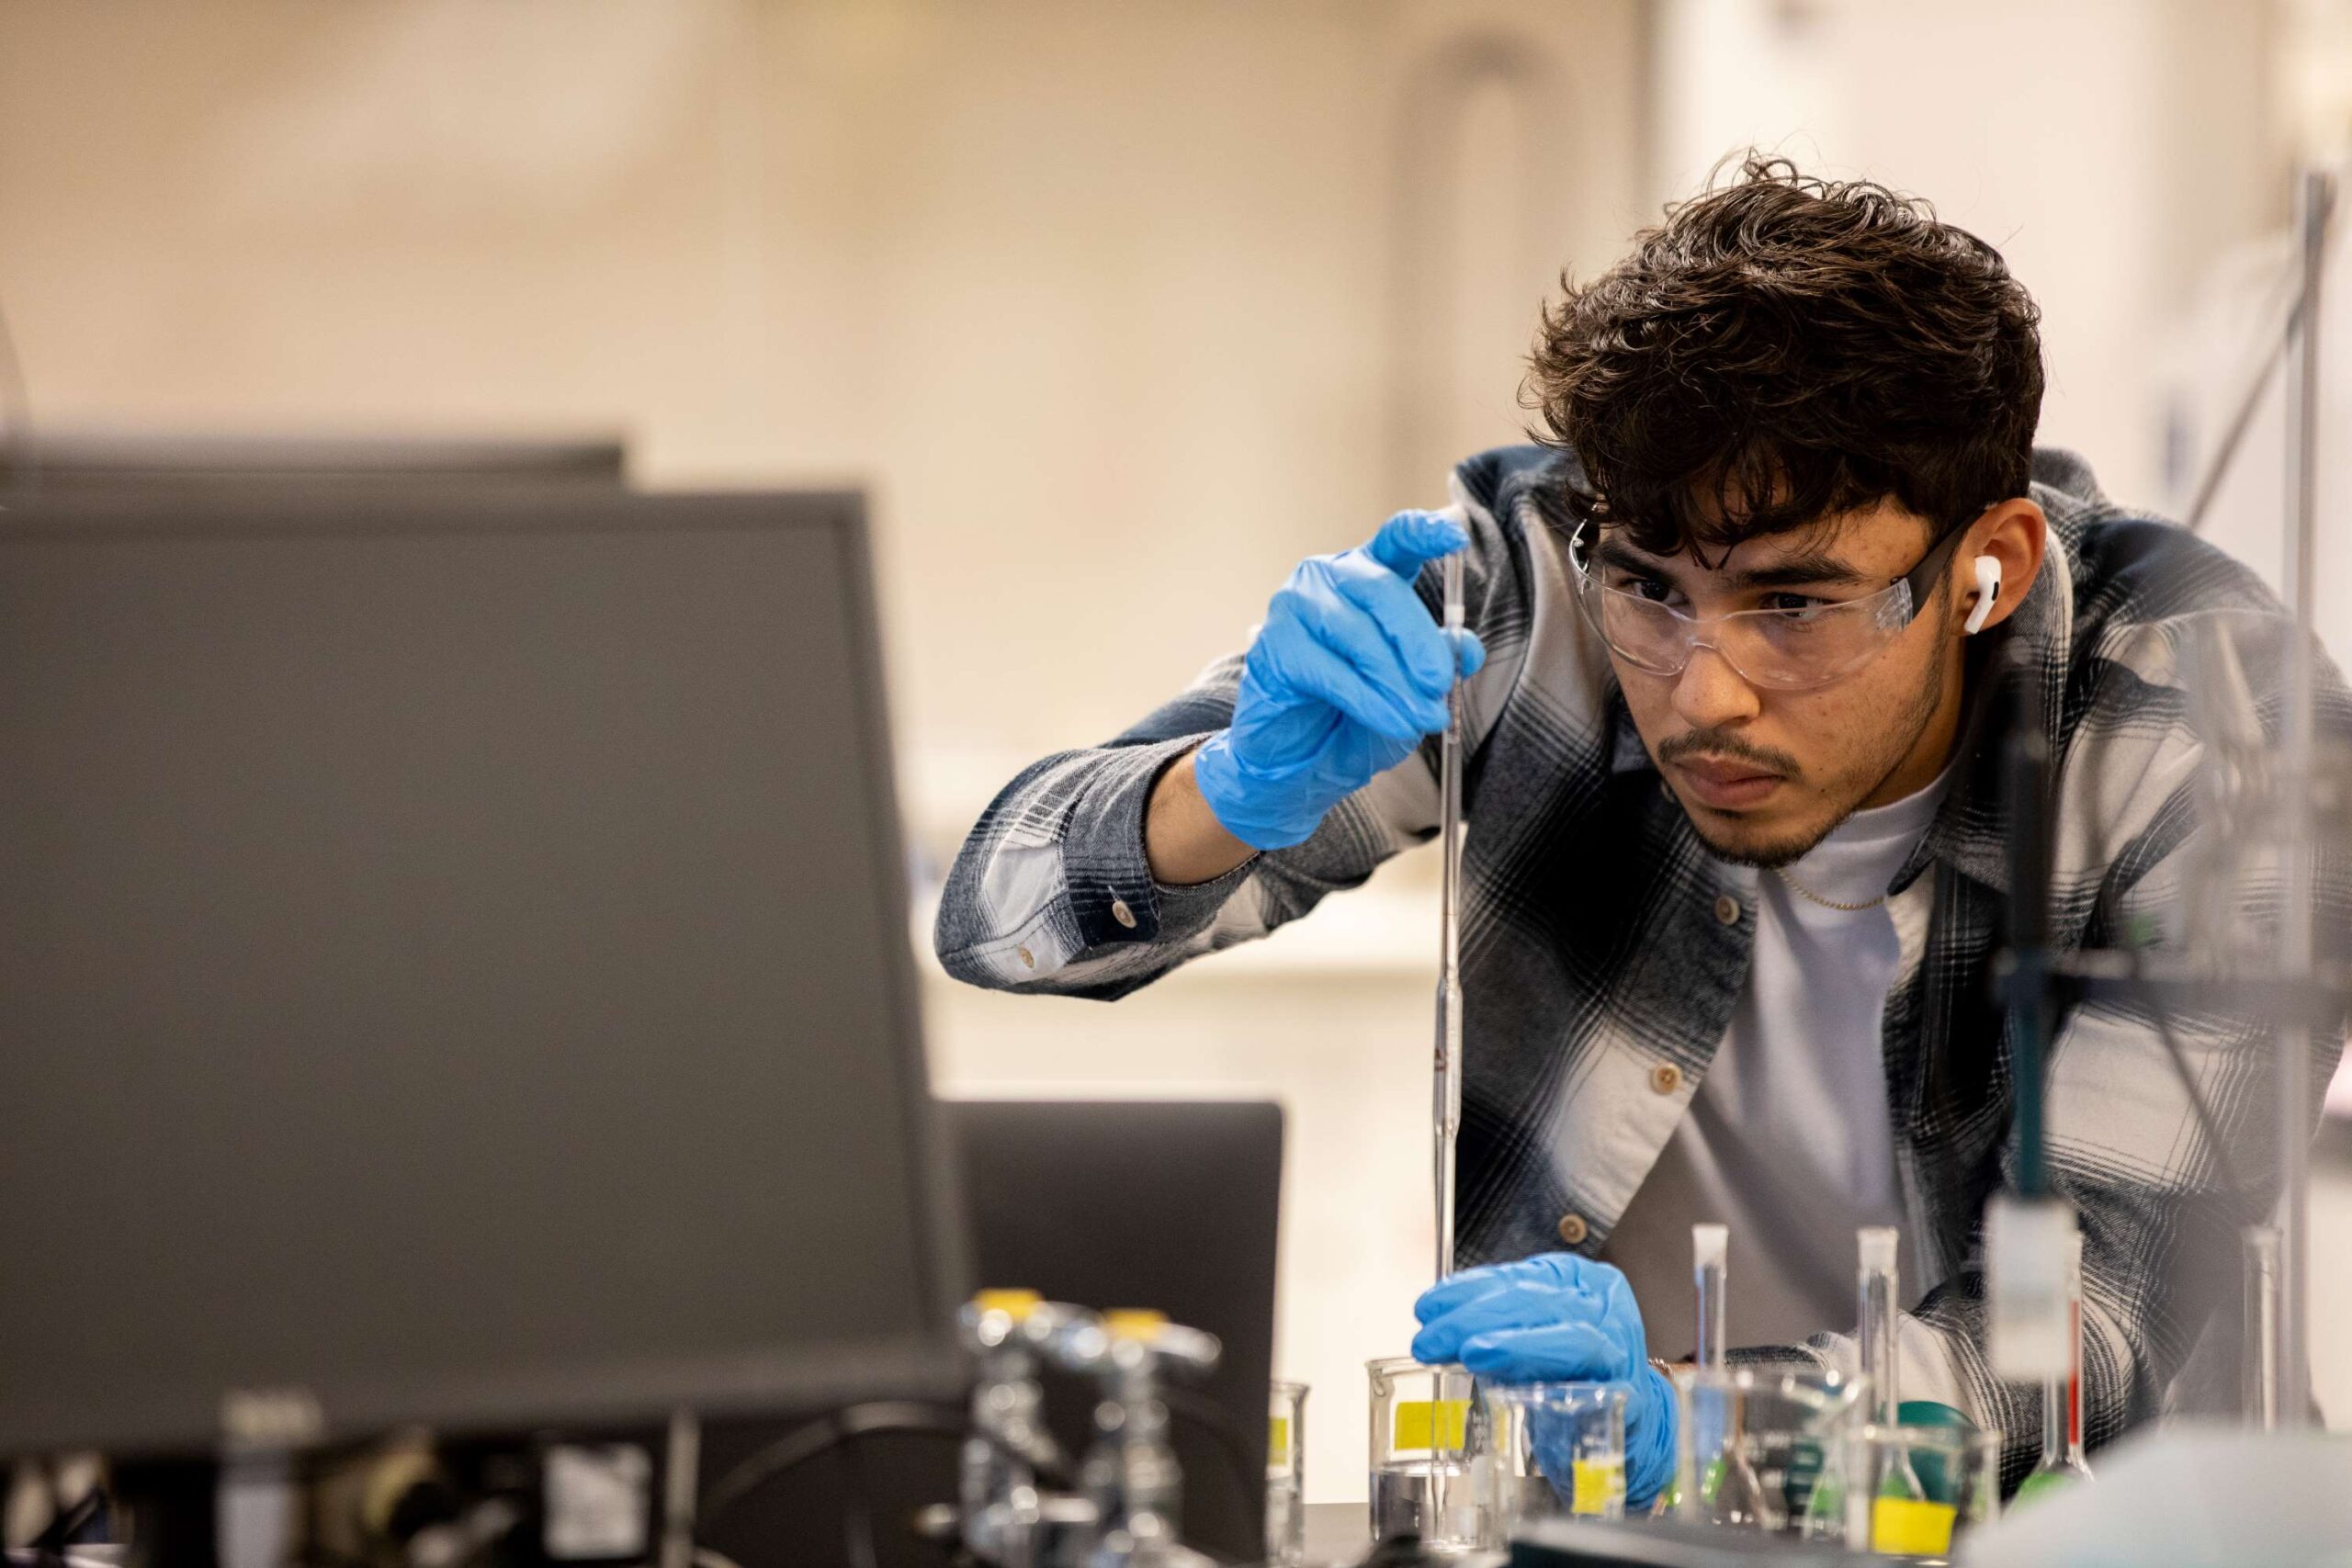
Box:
[1656,729,1803,778]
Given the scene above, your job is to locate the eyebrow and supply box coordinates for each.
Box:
[1591,536,1877,591]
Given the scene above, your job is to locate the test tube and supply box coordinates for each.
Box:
[1857,1227,1899,1424]
[1693,1224,1728,1371]
[2244,1224,2282,1431]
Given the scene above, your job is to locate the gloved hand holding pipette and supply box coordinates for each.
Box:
[1192,510,1485,850]
[1412,1253,1679,1511]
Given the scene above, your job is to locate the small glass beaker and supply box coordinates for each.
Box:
[1266,1379,1308,1565]
[1673,1366,1868,1534]
[1365,1357,1486,1552]
[1829,1422,2000,1562]
[1482,1382,1630,1531]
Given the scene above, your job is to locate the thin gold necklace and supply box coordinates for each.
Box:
[1772,864,1889,912]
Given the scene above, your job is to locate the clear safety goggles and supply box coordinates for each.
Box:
[1565,515,1975,693]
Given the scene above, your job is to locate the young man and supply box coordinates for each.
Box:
[934,160,2351,1501]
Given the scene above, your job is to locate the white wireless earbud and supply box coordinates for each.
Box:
[1963,554,2003,635]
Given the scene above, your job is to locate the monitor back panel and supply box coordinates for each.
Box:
[0,487,958,1456]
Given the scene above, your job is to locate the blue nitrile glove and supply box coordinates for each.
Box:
[1192,511,1486,850]
[1411,1253,1677,1512]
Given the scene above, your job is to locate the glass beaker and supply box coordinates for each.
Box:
[1482,1382,1630,1531]
[1829,1422,2000,1561]
[1365,1357,1487,1552]
[1673,1366,1868,1535]
[1266,1379,1308,1565]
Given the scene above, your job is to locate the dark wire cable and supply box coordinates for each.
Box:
[698,1402,982,1524]
[832,1424,882,1568]
[2135,958,2255,1212]
[2002,640,2056,1198]
[2075,722,2255,1215]
[2182,270,2297,535]
[697,1396,1256,1565]
[0,290,32,498]
[2181,200,2342,536]
[24,1461,101,1557]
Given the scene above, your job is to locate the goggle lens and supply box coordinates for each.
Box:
[1567,520,1939,692]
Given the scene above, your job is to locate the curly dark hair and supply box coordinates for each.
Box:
[1527,155,2044,562]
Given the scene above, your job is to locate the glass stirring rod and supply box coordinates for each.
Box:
[1434,545,1466,1282]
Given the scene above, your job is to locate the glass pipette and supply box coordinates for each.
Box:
[1693,1223,1727,1371]
[2244,1224,2282,1430]
[1859,1227,1900,1426]
[2064,1228,2091,1471]
[1859,1227,1927,1505]
[2023,1223,2094,1493]
[1434,547,1465,1282]
[2066,1226,2091,1472]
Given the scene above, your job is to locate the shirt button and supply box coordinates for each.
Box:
[1650,1063,1682,1095]
[1556,1213,1589,1247]
[1016,945,1035,969]
[1111,897,1137,930]
[1714,893,1742,926]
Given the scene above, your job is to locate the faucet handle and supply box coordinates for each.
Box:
[961,1291,1097,1355]
[960,1288,1045,1351]
[1140,1322,1220,1379]
[1103,1310,1220,1378]
[1051,1310,1222,1380]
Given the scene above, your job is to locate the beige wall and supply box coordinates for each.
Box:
[0,0,1649,1506]
[0,0,1649,851]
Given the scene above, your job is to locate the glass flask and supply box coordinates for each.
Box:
[1673,1366,1868,1535]
[1828,1422,2001,1562]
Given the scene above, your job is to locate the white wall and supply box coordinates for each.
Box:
[1649,0,2283,513]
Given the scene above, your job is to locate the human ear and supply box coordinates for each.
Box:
[1963,555,2003,633]
[1954,499,2045,635]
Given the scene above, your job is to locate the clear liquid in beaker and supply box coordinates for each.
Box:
[1265,1479,1302,1565]
[1369,1459,1487,1551]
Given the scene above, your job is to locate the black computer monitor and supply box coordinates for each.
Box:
[0,482,963,1458]
[0,426,628,491]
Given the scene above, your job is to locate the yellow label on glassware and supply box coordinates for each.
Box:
[1871,1496,1957,1555]
[1268,1416,1290,1456]
[1392,1398,1469,1450]
[1570,1457,1623,1515]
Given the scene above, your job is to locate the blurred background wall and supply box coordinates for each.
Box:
[2,0,2347,1505]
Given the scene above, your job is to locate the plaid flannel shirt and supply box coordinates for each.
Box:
[934,443,2352,1479]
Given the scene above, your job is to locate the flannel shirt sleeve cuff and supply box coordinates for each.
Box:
[1057,732,1256,953]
